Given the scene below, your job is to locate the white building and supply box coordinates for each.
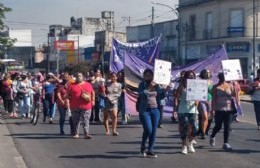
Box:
[9,30,32,47]
[178,0,260,77]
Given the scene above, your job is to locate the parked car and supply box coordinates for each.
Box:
[238,79,250,95]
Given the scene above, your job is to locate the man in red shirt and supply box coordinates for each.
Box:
[67,72,95,139]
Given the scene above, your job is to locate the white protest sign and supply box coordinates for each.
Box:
[154,59,172,85]
[186,79,208,101]
[222,59,243,81]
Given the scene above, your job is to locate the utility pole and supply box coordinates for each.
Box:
[46,33,50,73]
[185,22,188,65]
[253,0,256,76]
[122,17,131,26]
[151,6,155,38]
[78,35,80,64]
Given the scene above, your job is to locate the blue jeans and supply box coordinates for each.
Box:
[139,108,160,152]
[19,96,31,116]
[43,94,54,118]
[118,96,126,121]
[253,101,260,126]
[58,107,66,132]
[52,103,57,119]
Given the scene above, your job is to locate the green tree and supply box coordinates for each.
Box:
[0,3,16,58]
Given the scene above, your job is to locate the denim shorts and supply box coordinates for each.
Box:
[198,101,211,114]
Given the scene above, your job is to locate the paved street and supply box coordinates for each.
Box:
[2,102,260,168]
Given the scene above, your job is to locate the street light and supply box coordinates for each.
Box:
[150,2,178,18]
[150,1,181,65]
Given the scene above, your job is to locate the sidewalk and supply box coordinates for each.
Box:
[240,94,252,102]
[0,116,27,168]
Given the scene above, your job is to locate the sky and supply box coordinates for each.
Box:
[2,0,178,47]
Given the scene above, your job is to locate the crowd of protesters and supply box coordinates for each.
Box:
[2,67,260,158]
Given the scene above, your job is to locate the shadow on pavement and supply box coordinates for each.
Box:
[247,139,260,142]
[111,141,140,145]
[59,154,137,159]
[6,133,71,140]
[209,149,260,154]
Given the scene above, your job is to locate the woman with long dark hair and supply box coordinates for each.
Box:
[136,69,166,158]
[252,69,260,130]
[17,73,32,119]
[198,69,213,139]
[209,72,236,151]
[103,72,122,136]
[174,70,198,155]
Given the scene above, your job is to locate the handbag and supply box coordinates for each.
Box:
[231,97,238,115]
[78,84,91,102]
[16,92,25,100]
[99,97,105,109]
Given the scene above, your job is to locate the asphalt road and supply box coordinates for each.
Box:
[4,102,260,168]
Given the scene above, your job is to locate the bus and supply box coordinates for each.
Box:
[0,59,24,73]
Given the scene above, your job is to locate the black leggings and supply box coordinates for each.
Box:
[211,111,233,143]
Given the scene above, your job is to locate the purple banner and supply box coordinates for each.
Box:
[110,36,161,73]
[172,46,228,84]
[124,46,229,115]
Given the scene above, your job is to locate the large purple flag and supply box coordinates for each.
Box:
[172,46,228,84]
[124,46,229,115]
[110,36,161,73]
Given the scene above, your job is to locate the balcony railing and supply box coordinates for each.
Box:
[203,29,213,40]
[179,0,215,8]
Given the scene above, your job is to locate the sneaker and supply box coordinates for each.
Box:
[158,125,164,129]
[223,143,232,151]
[122,121,128,125]
[139,149,147,157]
[84,134,93,139]
[209,137,215,146]
[112,132,119,136]
[60,130,65,135]
[146,151,157,158]
[181,145,188,155]
[188,142,196,153]
[200,134,207,140]
[191,140,197,145]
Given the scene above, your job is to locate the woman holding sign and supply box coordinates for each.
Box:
[209,72,236,151]
[198,69,213,139]
[136,69,166,158]
[252,69,260,130]
[174,70,198,155]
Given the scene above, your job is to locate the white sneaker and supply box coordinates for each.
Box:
[181,145,188,155]
[191,140,197,145]
[188,142,196,153]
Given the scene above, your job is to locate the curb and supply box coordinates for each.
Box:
[0,118,27,168]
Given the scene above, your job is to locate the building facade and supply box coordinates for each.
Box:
[126,20,178,65]
[178,0,260,78]
[95,30,126,71]
[6,29,35,69]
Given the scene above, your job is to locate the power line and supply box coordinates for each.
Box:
[6,20,50,26]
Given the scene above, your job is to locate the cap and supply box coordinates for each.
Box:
[48,72,54,76]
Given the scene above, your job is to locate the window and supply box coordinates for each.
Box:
[205,12,212,39]
[230,9,243,27]
[189,15,196,41]
[228,9,244,37]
